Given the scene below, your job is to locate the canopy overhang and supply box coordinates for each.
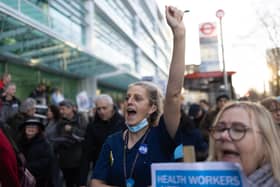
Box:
[0,2,140,91]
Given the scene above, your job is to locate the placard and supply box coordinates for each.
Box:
[76,91,90,112]
[151,162,248,187]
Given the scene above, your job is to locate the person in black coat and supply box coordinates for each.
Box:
[5,97,37,141]
[0,83,21,123]
[175,108,208,161]
[79,94,126,187]
[17,117,53,187]
[29,83,48,105]
[56,99,88,187]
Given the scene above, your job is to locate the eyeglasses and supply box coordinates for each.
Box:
[210,122,253,141]
[269,107,280,113]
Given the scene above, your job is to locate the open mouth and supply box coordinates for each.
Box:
[127,108,137,118]
[223,150,240,156]
[220,149,240,162]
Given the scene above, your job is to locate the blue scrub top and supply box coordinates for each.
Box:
[91,117,176,187]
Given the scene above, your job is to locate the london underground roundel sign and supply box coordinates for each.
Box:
[199,22,216,36]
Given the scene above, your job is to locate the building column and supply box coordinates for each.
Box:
[80,0,98,98]
[80,76,98,98]
[84,0,95,52]
[132,15,140,37]
[134,48,141,73]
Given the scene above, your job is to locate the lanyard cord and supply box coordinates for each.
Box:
[123,127,151,182]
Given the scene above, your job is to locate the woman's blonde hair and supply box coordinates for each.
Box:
[207,101,280,183]
[128,81,163,126]
[260,96,279,112]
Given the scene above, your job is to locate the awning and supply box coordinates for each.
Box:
[185,71,236,79]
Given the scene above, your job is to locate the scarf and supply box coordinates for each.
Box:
[247,164,280,187]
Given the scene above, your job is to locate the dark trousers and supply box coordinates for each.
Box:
[61,167,80,187]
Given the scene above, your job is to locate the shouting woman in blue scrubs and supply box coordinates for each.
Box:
[90,6,186,187]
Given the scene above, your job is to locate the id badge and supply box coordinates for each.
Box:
[126,178,135,187]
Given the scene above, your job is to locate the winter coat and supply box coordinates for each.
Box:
[56,113,87,168]
[0,96,21,123]
[0,129,20,187]
[83,110,125,164]
[79,110,125,185]
[18,134,53,187]
[5,112,30,141]
[175,109,208,161]
[44,119,61,147]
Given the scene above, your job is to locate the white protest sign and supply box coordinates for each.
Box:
[76,91,90,112]
[152,162,249,187]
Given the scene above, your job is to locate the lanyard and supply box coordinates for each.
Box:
[123,127,151,183]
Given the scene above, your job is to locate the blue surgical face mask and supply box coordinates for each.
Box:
[126,118,149,133]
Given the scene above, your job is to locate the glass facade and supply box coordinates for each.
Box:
[0,0,86,45]
[96,0,134,36]
[94,0,171,79]
[93,13,135,71]
[0,0,171,98]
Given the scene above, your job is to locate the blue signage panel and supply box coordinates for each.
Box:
[156,170,242,187]
[151,162,248,187]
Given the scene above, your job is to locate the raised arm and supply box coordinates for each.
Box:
[164,6,186,138]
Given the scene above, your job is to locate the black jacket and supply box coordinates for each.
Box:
[0,96,21,123]
[18,134,53,187]
[84,110,125,163]
[79,109,125,185]
[56,113,87,168]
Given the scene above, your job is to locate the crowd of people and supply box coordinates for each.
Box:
[1,5,280,187]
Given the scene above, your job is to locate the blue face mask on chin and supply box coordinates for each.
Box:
[126,118,149,133]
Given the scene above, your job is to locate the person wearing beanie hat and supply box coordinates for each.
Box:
[189,103,207,129]
[17,117,53,187]
[59,99,74,108]
[217,93,229,109]
[188,104,201,120]
[57,98,88,187]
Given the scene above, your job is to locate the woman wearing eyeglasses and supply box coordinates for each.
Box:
[208,101,280,186]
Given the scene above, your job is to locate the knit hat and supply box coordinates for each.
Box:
[188,104,201,119]
[216,94,230,103]
[59,99,74,108]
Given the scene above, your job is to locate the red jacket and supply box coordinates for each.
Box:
[0,129,20,187]
[0,80,4,90]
